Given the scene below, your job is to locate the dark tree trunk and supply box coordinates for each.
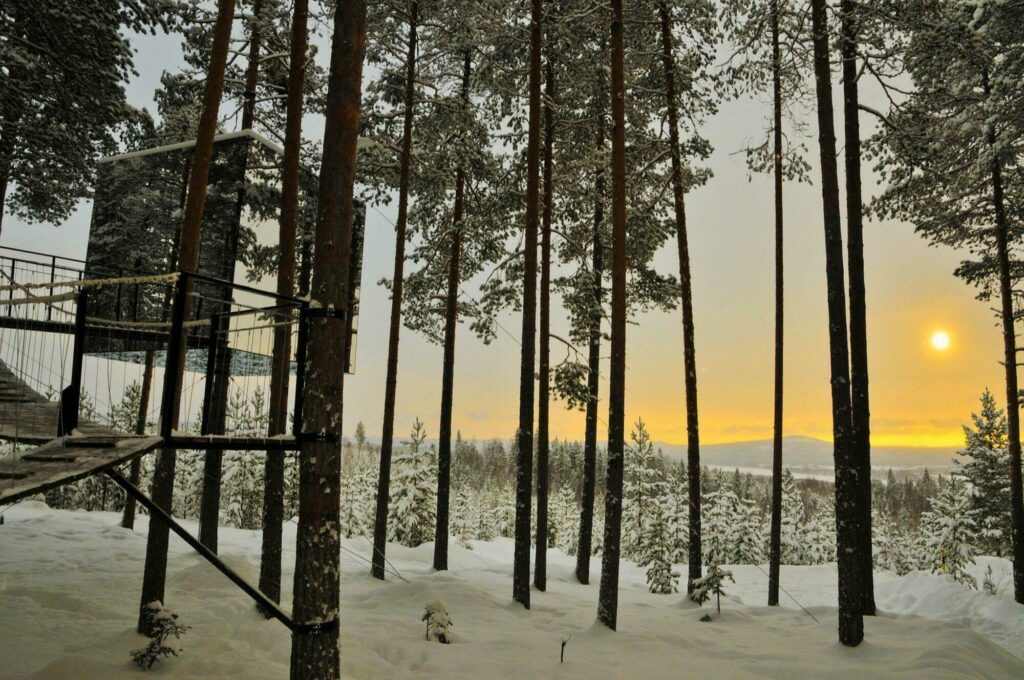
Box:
[0,173,8,238]
[514,0,543,610]
[289,1,365,676]
[240,0,264,130]
[576,97,605,586]
[657,0,702,596]
[120,349,155,530]
[597,0,627,631]
[138,0,237,637]
[371,0,418,581]
[767,0,784,608]
[840,0,874,616]
[0,10,26,239]
[260,0,308,608]
[434,51,471,573]
[984,74,1024,604]
[535,43,555,592]
[198,372,227,550]
[809,0,863,646]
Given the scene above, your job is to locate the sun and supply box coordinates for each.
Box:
[931,330,951,352]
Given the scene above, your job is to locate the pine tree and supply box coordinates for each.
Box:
[364,0,423,583]
[138,0,238,637]
[0,1,169,235]
[289,0,365,672]
[720,0,812,605]
[808,0,863,645]
[869,1,1024,604]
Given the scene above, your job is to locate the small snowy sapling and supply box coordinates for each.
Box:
[690,565,734,619]
[131,601,190,670]
[422,599,452,644]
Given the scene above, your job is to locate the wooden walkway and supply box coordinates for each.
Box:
[0,435,163,505]
[0,357,161,506]
[0,359,112,444]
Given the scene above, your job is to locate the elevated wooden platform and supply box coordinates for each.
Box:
[0,435,163,504]
[0,359,113,444]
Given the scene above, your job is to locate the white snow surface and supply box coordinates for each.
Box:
[1,502,1022,679]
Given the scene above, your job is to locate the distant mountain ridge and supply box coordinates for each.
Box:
[654,435,960,479]
[355,432,959,477]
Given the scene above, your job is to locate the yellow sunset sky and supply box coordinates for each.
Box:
[0,31,1006,453]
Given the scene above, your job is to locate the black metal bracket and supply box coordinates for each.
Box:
[304,306,347,321]
[105,469,302,632]
[292,618,340,635]
[295,431,341,444]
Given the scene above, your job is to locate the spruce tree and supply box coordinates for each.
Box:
[921,476,980,589]
[637,501,680,594]
[955,391,1012,557]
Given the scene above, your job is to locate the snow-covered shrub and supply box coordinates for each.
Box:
[690,565,734,616]
[132,601,189,670]
[422,599,452,644]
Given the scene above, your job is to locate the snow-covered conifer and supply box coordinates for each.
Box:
[955,390,1012,557]
[389,419,437,547]
[921,476,979,589]
[636,502,680,594]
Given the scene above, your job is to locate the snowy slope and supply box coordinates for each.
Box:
[0,502,1021,679]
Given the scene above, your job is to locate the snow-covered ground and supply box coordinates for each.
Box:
[1,501,1021,679]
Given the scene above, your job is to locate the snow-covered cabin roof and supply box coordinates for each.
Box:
[98,129,284,165]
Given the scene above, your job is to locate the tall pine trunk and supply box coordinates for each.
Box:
[434,51,471,573]
[597,0,627,631]
[535,44,555,591]
[984,73,1024,604]
[767,0,784,608]
[289,1,365,676]
[513,0,543,609]
[840,0,874,616]
[120,349,155,529]
[198,0,267,553]
[371,0,418,581]
[809,0,862,646]
[575,120,604,585]
[260,0,308,608]
[657,0,702,596]
[137,0,237,636]
[240,0,264,131]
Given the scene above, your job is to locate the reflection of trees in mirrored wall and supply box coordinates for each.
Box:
[85,132,284,354]
[83,130,363,371]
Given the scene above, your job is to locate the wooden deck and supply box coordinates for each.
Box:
[0,435,164,504]
[0,359,113,443]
